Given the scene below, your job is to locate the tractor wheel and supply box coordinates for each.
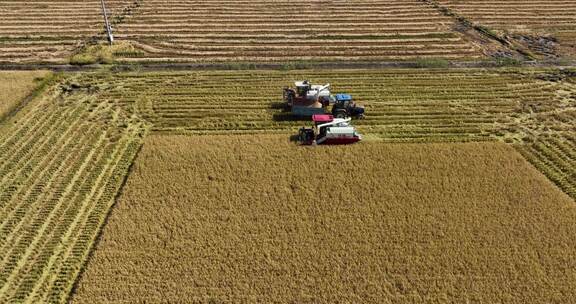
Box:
[335,111,347,119]
[298,128,305,142]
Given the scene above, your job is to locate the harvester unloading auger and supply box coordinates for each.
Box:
[283,80,365,118]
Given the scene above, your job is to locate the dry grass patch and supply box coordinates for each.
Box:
[0,70,50,119]
[72,134,576,303]
[70,41,145,65]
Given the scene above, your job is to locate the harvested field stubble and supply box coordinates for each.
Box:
[516,135,576,199]
[71,135,576,303]
[437,0,576,31]
[0,76,147,303]
[110,0,482,62]
[435,0,576,57]
[0,0,136,63]
[95,69,554,140]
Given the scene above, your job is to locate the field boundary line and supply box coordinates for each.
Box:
[65,126,148,303]
[1,60,576,73]
[38,122,143,302]
[0,72,58,124]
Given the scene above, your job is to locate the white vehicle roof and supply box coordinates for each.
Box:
[306,90,331,98]
[317,117,351,129]
[326,126,357,136]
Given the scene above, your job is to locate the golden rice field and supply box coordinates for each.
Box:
[0,70,50,119]
[70,135,576,303]
[75,68,576,199]
[0,68,574,303]
[0,3,575,304]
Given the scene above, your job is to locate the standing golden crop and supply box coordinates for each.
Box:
[72,134,576,303]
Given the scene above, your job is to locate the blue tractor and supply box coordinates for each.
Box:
[331,94,365,119]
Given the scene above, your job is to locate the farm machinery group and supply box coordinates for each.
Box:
[283,80,364,145]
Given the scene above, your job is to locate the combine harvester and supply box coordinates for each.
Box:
[298,114,362,145]
[283,80,365,118]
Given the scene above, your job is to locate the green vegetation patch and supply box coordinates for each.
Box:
[70,42,145,65]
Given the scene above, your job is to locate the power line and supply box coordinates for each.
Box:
[101,0,114,45]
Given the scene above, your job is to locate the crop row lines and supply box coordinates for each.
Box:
[0,105,83,208]
[5,127,107,302]
[44,129,143,303]
[0,120,99,298]
[516,140,575,199]
[0,73,148,303]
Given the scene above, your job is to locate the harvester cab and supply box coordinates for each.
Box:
[331,93,365,119]
[295,80,311,97]
[286,80,331,102]
[283,80,332,116]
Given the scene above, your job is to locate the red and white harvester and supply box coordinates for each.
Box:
[298,114,362,145]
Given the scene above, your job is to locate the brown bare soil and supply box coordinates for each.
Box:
[71,134,576,303]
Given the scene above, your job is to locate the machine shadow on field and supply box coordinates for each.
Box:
[288,134,301,142]
[270,101,310,122]
[269,101,286,110]
[271,112,310,122]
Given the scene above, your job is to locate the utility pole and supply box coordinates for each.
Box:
[101,0,114,45]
